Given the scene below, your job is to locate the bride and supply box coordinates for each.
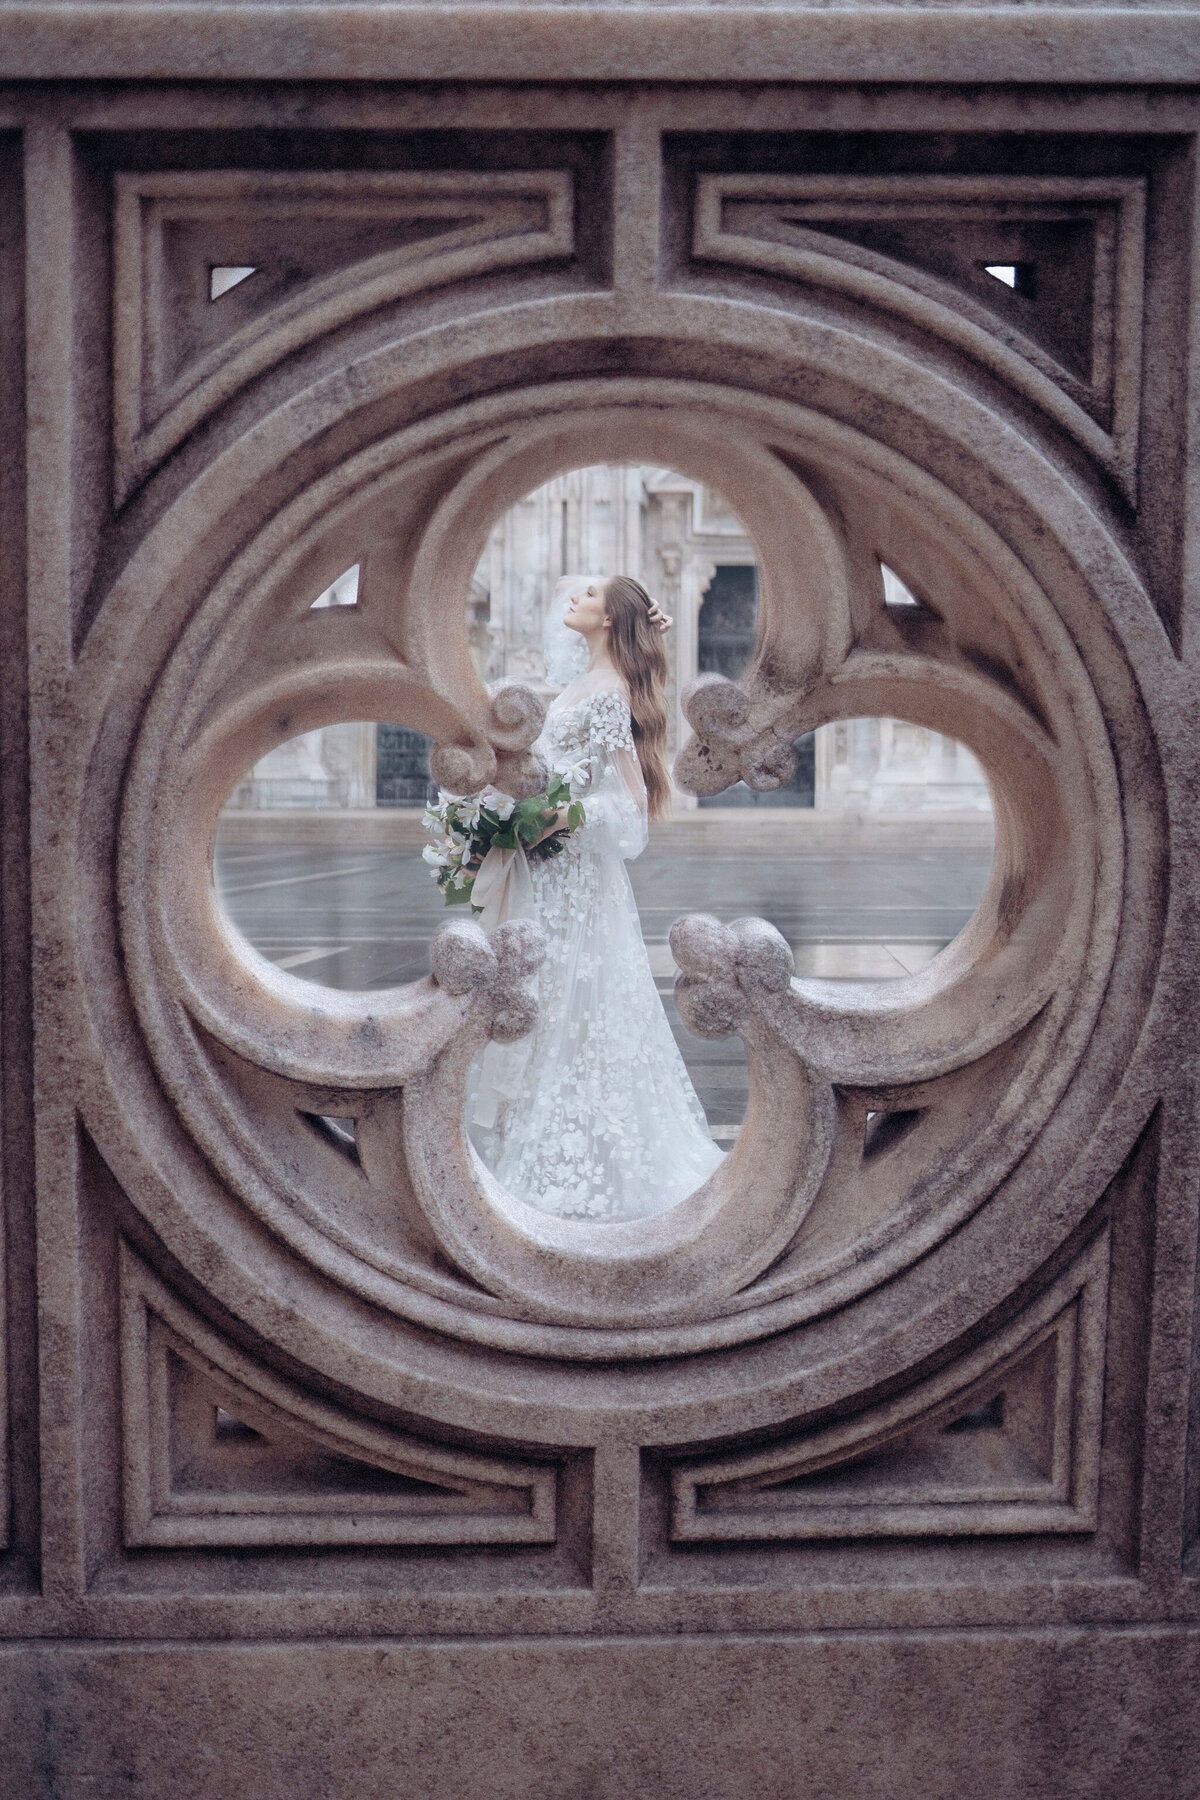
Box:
[468,574,724,1222]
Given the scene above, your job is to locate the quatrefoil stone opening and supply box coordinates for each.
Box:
[106,382,1132,1358]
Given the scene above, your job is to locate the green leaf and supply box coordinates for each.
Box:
[516,810,552,844]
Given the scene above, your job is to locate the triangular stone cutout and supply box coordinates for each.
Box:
[862,1107,924,1158]
[209,264,257,300]
[309,565,360,609]
[170,1354,464,1505]
[214,1405,264,1442]
[300,1111,360,1165]
[171,214,484,379]
[763,1336,1058,1503]
[879,561,928,612]
[982,262,1038,298]
[692,174,1145,504]
[798,215,1094,382]
[944,1392,1005,1433]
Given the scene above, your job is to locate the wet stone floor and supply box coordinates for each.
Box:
[214,828,993,1138]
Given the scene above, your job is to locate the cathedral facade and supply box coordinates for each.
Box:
[235,466,991,815]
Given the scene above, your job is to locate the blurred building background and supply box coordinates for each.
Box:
[231,465,991,816]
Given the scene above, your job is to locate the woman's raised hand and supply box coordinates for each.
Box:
[646,600,673,634]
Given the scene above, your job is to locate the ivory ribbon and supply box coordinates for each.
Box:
[471,841,534,932]
[467,843,536,1127]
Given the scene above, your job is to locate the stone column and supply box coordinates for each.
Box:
[320,721,377,809]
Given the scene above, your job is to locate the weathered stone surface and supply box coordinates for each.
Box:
[2,8,1200,1793]
[5,1630,1200,1800]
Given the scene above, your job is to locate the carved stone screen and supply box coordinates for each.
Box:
[2,8,1200,1796]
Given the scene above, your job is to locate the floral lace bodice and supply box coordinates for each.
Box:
[542,685,635,760]
[538,678,647,861]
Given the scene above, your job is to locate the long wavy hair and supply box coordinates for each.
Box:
[603,576,671,820]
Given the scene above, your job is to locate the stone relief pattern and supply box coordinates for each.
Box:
[692,173,1146,500]
[667,1233,1109,1542]
[120,1246,558,1550]
[12,114,1180,1629]
[112,168,576,503]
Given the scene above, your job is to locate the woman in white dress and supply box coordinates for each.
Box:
[469,575,724,1222]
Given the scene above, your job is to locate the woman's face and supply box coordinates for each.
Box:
[564,580,608,636]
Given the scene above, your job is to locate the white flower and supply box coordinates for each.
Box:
[479,784,516,821]
[422,843,450,869]
[555,756,591,793]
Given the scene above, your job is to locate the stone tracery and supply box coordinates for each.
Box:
[3,28,1198,1784]
[106,378,1131,1351]
[19,123,1158,1586]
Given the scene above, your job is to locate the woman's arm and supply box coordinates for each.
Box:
[574,691,648,860]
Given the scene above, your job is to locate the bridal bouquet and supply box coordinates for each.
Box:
[422,774,586,910]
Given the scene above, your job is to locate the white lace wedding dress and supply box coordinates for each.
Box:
[468,668,724,1222]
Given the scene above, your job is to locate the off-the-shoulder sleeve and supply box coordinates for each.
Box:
[567,689,648,860]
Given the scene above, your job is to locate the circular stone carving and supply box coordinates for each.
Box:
[70,329,1161,1408]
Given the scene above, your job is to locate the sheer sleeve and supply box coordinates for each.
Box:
[562,689,648,860]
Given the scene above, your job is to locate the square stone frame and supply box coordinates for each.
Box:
[2,8,1200,1797]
